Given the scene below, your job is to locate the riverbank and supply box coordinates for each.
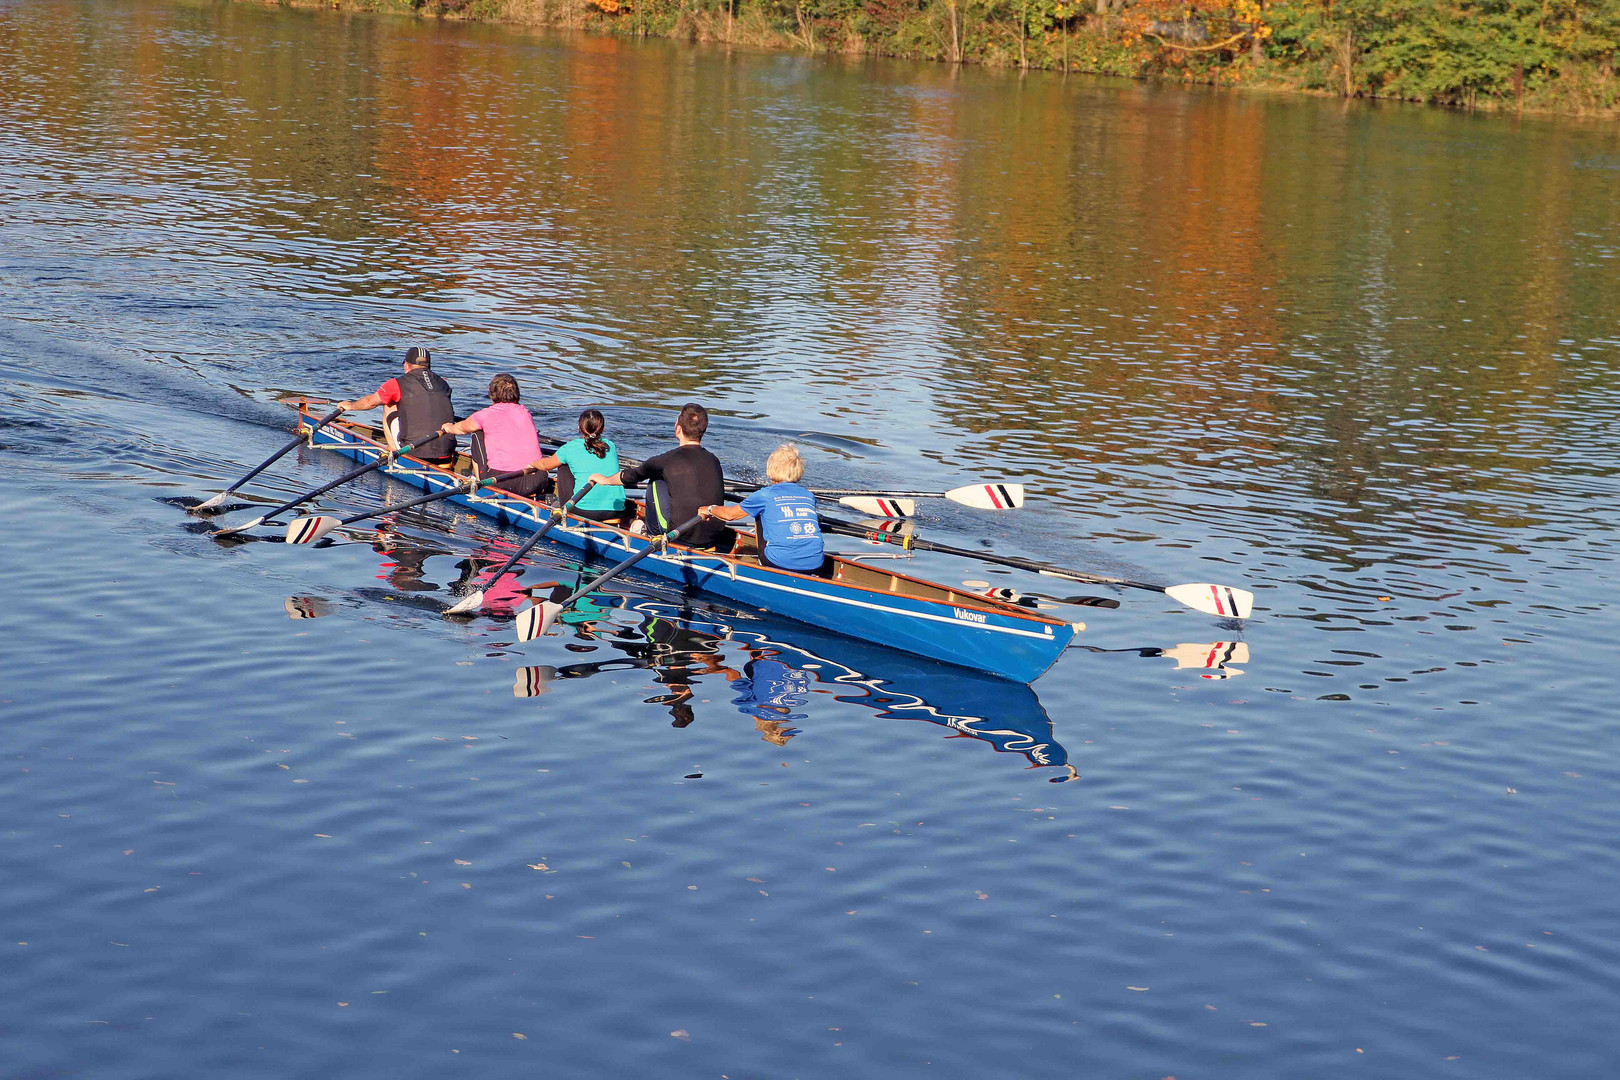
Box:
[257,0,1620,117]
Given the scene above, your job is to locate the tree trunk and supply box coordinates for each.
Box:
[1019,2,1027,70]
[1512,63,1525,112]
[945,0,960,62]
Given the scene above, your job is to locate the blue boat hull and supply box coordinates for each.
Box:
[298,409,1074,682]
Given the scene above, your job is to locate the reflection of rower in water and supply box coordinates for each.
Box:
[517,599,1078,773]
[372,535,447,593]
[531,595,730,727]
[723,648,810,746]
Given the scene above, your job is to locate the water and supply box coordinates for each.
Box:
[4,1,1620,1075]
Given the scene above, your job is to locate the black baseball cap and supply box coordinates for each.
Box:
[404,347,432,367]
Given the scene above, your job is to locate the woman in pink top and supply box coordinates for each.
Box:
[438,373,549,498]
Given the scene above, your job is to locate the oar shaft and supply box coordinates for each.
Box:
[820,517,1154,593]
[259,446,406,522]
[553,515,703,609]
[473,480,598,586]
[338,470,525,527]
[199,406,343,507]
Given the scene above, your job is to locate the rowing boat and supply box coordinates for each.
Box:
[289,404,1076,682]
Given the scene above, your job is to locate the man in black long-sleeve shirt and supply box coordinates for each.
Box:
[588,402,733,552]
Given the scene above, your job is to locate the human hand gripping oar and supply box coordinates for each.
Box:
[820,517,1256,619]
[514,515,704,642]
[283,469,528,544]
[193,406,345,512]
[443,481,598,615]
[214,439,422,537]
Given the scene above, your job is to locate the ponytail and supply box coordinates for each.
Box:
[579,408,609,459]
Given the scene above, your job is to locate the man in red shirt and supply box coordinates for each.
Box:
[337,347,457,465]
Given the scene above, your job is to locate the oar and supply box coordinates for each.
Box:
[194,406,345,511]
[516,514,704,642]
[215,439,422,537]
[534,431,1018,518]
[284,469,528,544]
[443,481,598,615]
[733,483,1023,518]
[819,517,1255,619]
[831,484,1023,517]
[959,581,1122,610]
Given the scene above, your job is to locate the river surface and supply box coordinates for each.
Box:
[4,2,1620,1076]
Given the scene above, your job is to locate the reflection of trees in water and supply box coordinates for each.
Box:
[13,7,1618,551]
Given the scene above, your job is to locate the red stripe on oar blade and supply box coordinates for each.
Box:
[1209,585,1227,616]
[984,485,1005,510]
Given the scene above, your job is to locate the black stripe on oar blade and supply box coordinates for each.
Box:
[513,666,555,697]
[286,516,339,545]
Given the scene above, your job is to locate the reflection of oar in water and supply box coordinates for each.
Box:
[194,406,345,512]
[283,469,528,544]
[1073,641,1249,677]
[517,515,704,642]
[215,439,424,537]
[442,481,598,615]
[534,431,1019,518]
[820,517,1255,619]
[960,580,1121,610]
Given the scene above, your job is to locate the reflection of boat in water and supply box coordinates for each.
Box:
[513,595,1080,780]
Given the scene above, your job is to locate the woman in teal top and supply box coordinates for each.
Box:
[526,409,628,524]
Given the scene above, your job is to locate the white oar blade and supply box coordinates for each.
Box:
[945,483,1024,511]
[285,516,340,545]
[516,600,564,643]
[444,589,486,616]
[1165,583,1254,619]
[194,492,228,512]
[216,514,265,537]
[838,496,916,518]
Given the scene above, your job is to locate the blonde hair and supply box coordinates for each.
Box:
[765,443,804,484]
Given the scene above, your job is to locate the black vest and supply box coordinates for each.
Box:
[395,368,455,459]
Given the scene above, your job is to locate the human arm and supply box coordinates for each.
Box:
[588,470,624,487]
[528,453,562,474]
[338,392,383,412]
[439,416,482,436]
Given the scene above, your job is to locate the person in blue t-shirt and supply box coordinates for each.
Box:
[699,443,826,574]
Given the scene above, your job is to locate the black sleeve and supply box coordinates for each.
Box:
[618,449,669,489]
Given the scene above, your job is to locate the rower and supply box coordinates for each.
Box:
[525,408,628,525]
[336,347,456,466]
[437,373,549,498]
[588,402,731,552]
[699,443,827,575]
